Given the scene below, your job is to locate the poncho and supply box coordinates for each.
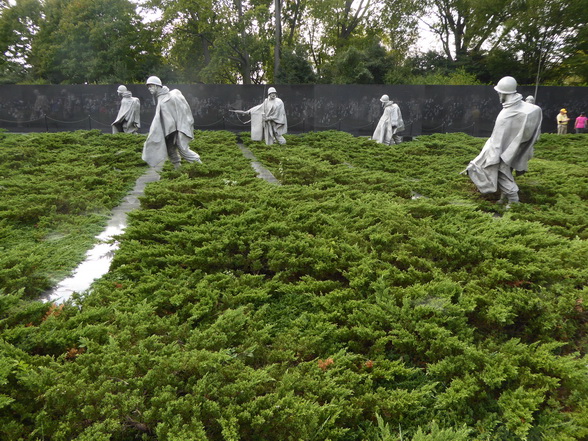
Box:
[372,102,404,144]
[112,92,140,132]
[465,94,542,194]
[142,87,194,166]
[248,97,288,144]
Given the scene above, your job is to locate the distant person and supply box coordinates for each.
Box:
[30,89,49,120]
[142,76,202,168]
[372,94,404,145]
[462,76,542,208]
[525,95,535,104]
[111,85,140,134]
[232,87,288,145]
[574,112,587,134]
[556,108,570,134]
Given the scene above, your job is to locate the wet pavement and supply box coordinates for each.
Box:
[42,143,281,304]
[238,143,281,185]
[41,166,161,304]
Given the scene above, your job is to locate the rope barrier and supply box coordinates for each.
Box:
[0,114,478,136]
[195,118,226,127]
[0,116,45,123]
[88,116,112,127]
[340,121,375,130]
[313,119,342,130]
[423,123,445,131]
[45,115,90,124]
[446,122,475,131]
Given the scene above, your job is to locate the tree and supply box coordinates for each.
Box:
[141,0,219,83]
[276,46,316,83]
[30,0,163,84]
[0,0,41,83]
[494,0,588,86]
[423,0,513,63]
[321,39,405,84]
[142,0,273,84]
[303,0,418,81]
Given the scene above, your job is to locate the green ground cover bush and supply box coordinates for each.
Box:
[0,130,587,440]
[0,130,147,299]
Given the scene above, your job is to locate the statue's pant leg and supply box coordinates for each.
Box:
[165,133,182,168]
[497,162,519,202]
[176,132,202,163]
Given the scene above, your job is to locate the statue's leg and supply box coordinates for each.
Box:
[392,133,403,144]
[497,162,519,203]
[165,133,182,168]
[176,132,202,163]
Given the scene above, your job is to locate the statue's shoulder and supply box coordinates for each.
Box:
[520,101,542,116]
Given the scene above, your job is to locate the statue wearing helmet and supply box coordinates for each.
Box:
[142,76,202,168]
[463,76,543,208]
[372,94,404,145]
[231,86,287,145]
[112,85,140,134]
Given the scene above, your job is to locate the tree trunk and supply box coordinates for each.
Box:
[235,0,251,84]
[274,0,281,82]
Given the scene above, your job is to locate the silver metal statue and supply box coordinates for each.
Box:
[112,85,140,134]
[231,87,288,145]
[142,76,202,168]
[462,76,542,208]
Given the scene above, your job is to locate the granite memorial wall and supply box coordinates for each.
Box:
[0,84,586,137]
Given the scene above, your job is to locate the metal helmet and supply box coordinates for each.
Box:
[146,76,163,86]
[525,95,535,103]
[267,87,277,95]
[494,76,517,94]
[117,85,127,93]
[380,94,390,103]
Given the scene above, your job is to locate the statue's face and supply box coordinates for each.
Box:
[147,84,159,95]
[268,93,277,100]
[498,92,507,104]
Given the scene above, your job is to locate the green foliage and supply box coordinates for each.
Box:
[1,130,587,440]
[29,0,163,84]
[0,130,146,298]
[406,68,483,86]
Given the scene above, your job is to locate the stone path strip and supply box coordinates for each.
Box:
[42,142,279,303]
[41,167,161,304]
[238,143,281,185]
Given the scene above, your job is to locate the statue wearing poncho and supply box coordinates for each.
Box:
[464,76,542,205]
[233,87,287,145]
[142,77,201,168]
[112,86,140,134]
[372,95,404,145]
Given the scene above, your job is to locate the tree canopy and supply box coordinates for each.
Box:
[0,0,585,85]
